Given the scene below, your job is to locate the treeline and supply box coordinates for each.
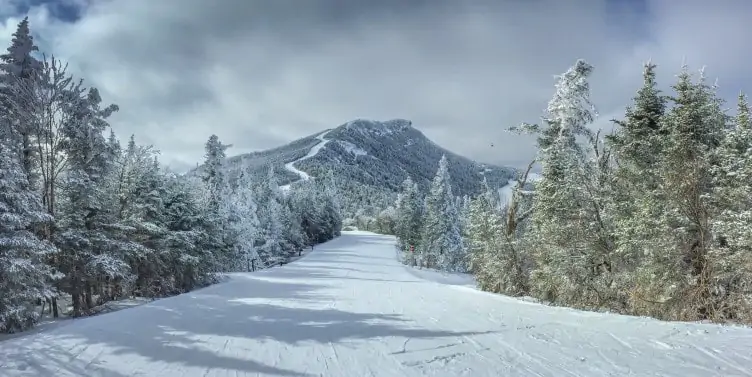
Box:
[0,18,342,333]
[393,59,752,325]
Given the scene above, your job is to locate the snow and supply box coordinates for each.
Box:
[498,172,542,205]
[343,119,409,137]
[2,231,752,377]
[400,264,476,288]
[337,140,367,157]
[279,130,332,192]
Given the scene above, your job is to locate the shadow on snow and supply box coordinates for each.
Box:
[1,260,487,376]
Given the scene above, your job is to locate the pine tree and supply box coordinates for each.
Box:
[607,62,667,171]
[631,66,729,320]
[8,56,78,221]
[394,176,423,265]
[161,174,219,291]
[282,197,305,251]
[375,206,397,235]
[202,135,229,217]
[54,86,131,316]
[199,134,233,270]
[0,141,58,333]
[469,162,536,296]
[227,171,260,271]
[256,166,284,266]
[0,17,42,186]
[317,169,343,238]
[291,184,318,247]
[511,60,618,307]
[707,92,752,322]
[604,62,670,310]
[419,155,465,272]
[465,190,502,289]
[105,137,169,297]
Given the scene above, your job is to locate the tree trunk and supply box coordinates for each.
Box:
[85,282,94,309]
[51,297,59,318]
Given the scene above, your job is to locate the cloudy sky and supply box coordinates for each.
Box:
[0,0,750,171]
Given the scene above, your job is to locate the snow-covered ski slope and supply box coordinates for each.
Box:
[2,232,752,377]
[279,129,332,191]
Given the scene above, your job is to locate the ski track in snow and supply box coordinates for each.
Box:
[279,130,332,192]
[2,231,752,377]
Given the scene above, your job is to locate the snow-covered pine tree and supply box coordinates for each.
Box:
[317,169,343,239]
[226,171,260,271]
[200,134,232,269]
[394,177,423,265]
[467,163,536,296]
[202,134,229,217]
[465,185,502,289]
[104,136,171,297]
[419,155,465,272]
[294,181,322,245]
[127,155,169,293]
[288,184,312,246]
[0,17,42,187]
[5,56,77,220]
[161,173,220,292]
[607,62,667,173]
[457,194,471,245]
[511,60,619,308]
[255,166,284,266]
[707,92,752,322]
[631,65,729,321]
[375,206,397,235]
[0,141,58,333]
[606,62,669,308]
[54,86,131,316]
[282,196,305,252]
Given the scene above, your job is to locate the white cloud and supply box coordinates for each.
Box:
[1,0,750,171]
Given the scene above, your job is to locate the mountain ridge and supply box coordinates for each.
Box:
[212,118,517,217]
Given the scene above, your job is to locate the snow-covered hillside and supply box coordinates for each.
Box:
[2,232,751,377]
[280,129,332,192]
[208,119,516,219]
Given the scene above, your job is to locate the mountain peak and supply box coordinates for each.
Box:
[340,118,412,134]
[214,117,515,219]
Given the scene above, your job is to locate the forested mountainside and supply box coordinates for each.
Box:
[207,118,516,219]
[194,133,320,186]
[297,119,514,195]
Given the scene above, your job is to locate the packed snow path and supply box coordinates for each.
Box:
[2,232,752,377]
[279,130,332,191]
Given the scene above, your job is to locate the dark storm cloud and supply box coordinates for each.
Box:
[0,0,751,170]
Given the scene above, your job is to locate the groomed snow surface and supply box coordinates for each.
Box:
[279,130,332,192]
[2,231,752,377]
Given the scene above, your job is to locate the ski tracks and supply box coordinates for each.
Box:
[280,130,332,191]
[3,232,752,377]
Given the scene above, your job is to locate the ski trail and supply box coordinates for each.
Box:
[2,231,752,377]
[280,129,332,192]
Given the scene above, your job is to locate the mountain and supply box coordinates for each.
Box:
[215,119,517,216]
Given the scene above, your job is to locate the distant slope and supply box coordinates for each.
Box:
[291,119,515,195]
[280,129,333,192]
[196,133,322,186]
[202,119,517,217]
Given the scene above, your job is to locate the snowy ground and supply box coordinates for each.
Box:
[279,130,332,192]
[2,231,752,377]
